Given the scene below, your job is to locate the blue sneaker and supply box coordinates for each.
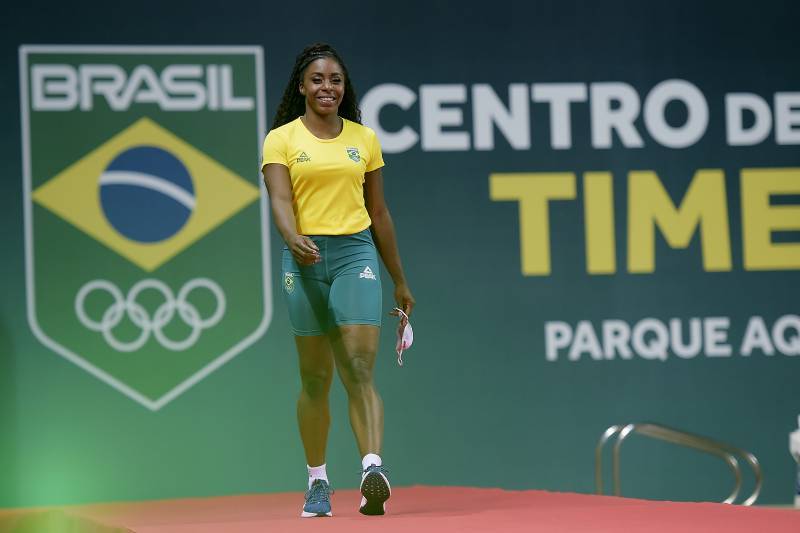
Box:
[359,464,391,515]
[301,479,332,517]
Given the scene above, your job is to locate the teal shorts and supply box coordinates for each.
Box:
[281,229,382,336]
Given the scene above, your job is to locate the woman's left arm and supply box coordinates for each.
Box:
[364,168,415,323]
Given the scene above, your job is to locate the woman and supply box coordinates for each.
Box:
[261,43,414,518]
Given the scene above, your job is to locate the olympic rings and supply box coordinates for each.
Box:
[74,278,226,352]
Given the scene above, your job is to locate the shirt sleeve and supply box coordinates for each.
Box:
[261,129,288,170]
[365,128,385,172]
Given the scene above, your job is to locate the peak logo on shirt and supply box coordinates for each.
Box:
[296,152,311,163]
[346,147,360,163]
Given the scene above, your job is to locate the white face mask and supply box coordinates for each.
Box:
[393,307,413,366]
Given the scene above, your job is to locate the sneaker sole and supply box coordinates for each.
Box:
[301,510,333,518]
[359,471,390,516]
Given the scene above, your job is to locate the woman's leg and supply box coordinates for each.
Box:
[328,324,382,456]
[295,334,335,467]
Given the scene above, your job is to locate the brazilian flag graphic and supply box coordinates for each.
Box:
[20,46,272,410]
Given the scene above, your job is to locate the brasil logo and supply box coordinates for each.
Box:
[20,46,271,410]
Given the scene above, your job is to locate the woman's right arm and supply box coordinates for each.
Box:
[262,163,320,265]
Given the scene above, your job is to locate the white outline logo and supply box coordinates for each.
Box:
[75,278,226,352]
[20,45,272,411]
[359,266,377,280]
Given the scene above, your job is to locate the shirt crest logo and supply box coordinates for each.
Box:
[296,151,311,163]
[346,147,360,163]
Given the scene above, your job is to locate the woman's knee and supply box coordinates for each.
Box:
[338,353,374,389]
[300,369,332,399]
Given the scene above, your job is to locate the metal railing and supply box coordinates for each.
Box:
[595,423,762,506]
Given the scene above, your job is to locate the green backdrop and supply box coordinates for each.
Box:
[1,0,798,508]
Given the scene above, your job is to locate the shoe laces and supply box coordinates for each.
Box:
[361,464,389,476]
[306,479,332,504]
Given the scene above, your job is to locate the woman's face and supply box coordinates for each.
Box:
[299,57,344,116]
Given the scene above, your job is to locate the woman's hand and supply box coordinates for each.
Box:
[289,235,320,266]
[390,283,415,327]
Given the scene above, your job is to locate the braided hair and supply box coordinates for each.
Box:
[271,43,362,130]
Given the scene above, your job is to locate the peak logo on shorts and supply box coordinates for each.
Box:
[20,45,272,411]
[359,266,377,280]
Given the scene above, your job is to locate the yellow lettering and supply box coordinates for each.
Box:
[628,170,731,273]
[583,172,616,274]
[490,173,576,275]
[741,168,800,270]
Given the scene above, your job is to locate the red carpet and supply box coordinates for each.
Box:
[2,486,798,532]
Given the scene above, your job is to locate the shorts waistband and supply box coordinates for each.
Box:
[283,228,372,249]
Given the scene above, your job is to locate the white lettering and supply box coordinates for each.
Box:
[357,82,800,152]
[118,65,167,108]
[161,65,206,111]
[601,320,632,360]
[725,93,772,146]
[775,92,800,144]
[361,83,419,153]
[420,84,470,151]
[632,318,669,361]
[568,320,603,361]
[740,316,775,356]
[532,83,588,149]
[219,65,253,110]
[79,65,125,111]
[772,315,800,356]
[206,65,220,110]
[643,79,708,148]
[590,82,643,149]
[544,316,798,362]
[32,65,78,111]
[473,84,530,150]
[670,318,702,359]
[545,321,572,361]
[704,317,731,357]
[29,63,251,112]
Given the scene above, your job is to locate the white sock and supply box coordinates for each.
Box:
[307,464,328,489]
[362,453,382,471]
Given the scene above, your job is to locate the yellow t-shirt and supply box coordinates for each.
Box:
[261,117,385,235]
